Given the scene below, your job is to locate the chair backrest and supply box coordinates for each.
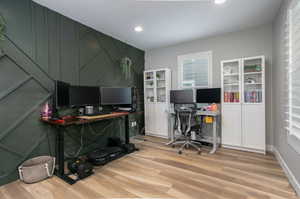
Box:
[174,104,196,135]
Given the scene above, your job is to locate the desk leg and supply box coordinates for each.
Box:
[166,114,176,145]
[125,115,130,144]
[57,128,64,177]
[210,117,218,154]
[56,127,76,185]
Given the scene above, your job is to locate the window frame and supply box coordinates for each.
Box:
[177,51,212,89]
[287,0,300,154]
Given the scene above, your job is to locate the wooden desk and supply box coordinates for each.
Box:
[41,112,130,185]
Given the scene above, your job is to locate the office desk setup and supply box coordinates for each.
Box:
[167,89,222,154]
[167,110,220,154]
[42,112,131,185]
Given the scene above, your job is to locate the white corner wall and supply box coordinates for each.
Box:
[272,0,300,195]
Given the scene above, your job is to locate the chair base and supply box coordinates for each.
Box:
[170,137,202,155]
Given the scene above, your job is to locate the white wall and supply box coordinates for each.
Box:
[273,0,300,194]
[145,24,273,145]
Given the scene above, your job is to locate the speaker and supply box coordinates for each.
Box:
[68,159,93,179]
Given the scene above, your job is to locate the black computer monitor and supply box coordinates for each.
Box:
[170,90,194,104]
[101,87,132,105]
[69,86,100,106]
[196,88,221,103]
[54,80,70,108]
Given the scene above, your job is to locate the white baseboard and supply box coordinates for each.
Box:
[273,147,300,196]
[222,144,266,154]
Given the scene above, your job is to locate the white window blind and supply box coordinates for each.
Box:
[178,51,212,88]
[288,0,300,141]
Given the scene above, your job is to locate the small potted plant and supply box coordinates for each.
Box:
[156,73,161,79]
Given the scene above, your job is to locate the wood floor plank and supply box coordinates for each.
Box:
[108,161,173,188]
[137,142,284,174]
[20,181,55,199]
[42,177,84,199]
[97,169,175,199]
[223,167,294,191]
[70,181,104,199]
[161,170,248,199]
[153,158,296,198]
[81,174,135,198]
[0,136,298,199]
[1,182,33,199]
[125,154,276,199]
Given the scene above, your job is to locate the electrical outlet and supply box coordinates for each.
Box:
[131,121,137,127]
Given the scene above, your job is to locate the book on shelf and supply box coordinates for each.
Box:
[224,92,240,103]
[244,91,262,103]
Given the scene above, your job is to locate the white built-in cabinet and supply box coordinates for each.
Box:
[221,56,266,154]
[144,69,171,138]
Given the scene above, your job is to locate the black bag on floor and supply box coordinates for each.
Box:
[87,147,124,166]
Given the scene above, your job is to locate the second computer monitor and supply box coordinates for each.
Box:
[69,86,100,106]
[170,90,194,104]
[196,88,221,103]
[101,87,132,105]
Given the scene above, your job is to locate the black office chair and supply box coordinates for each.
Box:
[171,104,202,155]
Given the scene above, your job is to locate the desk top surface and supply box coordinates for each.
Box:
[41,112,130,126]
[196,110,220,116]
[169,110,220,116]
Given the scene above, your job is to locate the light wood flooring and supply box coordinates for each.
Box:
[0,136,298,199]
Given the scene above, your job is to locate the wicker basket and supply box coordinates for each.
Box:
[18,156,55,184]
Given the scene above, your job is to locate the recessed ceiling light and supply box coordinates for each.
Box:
[214,0,227,5]
[134,26,143,32]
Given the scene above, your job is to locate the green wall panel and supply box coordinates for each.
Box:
[0,56,29,93]
[0,0,145,186]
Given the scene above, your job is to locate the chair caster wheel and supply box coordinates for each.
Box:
[172,145,175,148]
[178,151,182,155]
[197,151,202,155]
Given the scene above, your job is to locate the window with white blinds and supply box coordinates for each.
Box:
[288,0,300,144]
[178,51,212,89]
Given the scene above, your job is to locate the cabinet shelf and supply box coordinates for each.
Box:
[244,72,262,75]
[224,83,239,86]
[224,73,239,77]
[244,83,262,85]
[244,64,262,67]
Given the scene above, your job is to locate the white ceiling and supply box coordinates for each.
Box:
[33,0,282,50]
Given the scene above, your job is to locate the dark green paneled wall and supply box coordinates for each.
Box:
[0,0,144,186]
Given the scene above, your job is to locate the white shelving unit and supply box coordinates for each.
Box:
[144,69,171,138]
[221,56,266,154]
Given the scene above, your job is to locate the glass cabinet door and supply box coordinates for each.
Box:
[156,70,166,103]
[243,57,264,104]
[222,60,241,103]
[145,71,155,103]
